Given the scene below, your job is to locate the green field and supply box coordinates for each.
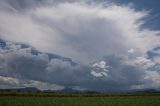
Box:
[0,96,160,106]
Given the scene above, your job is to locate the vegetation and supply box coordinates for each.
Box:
[0,96,160,106]
[0,91,160,106]
[0,90,160,97]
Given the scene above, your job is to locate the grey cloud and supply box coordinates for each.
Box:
[0,0,91,11]
[0,41,92,89]
[1,41,159,92]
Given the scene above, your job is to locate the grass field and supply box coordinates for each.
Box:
[0,96,160,106]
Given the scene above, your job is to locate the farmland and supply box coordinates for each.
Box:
[0,92,160,106]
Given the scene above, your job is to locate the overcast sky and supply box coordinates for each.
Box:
[0,0,160,92]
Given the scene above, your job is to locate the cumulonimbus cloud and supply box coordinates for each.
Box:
[0,0,160,63]
[0,0,160,92]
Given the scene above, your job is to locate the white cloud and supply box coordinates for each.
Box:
[144,71,160,89]
[72,86,87,91]
[153,56,160,64]
[0,76,64,90]
[127,48,135,54]
[91,61,110,78]
[134,57,156,69]
[0,1,159,64]
[0,76,19,85]
[91,71,108,78]
[92,61,109,69]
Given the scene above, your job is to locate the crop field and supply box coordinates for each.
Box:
[0,95,160,106]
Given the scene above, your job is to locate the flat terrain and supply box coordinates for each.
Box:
[0,96,160,106]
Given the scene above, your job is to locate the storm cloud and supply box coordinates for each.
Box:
[0,0,160,92]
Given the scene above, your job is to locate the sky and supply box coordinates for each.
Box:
[0,0,160,92]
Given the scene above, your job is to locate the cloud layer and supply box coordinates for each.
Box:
[0,0,160,92]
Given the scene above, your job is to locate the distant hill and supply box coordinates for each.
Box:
[1,87,160,94]
[0,87,99,94]
[0,87,40,92]
[8,86,97,94]
[133,89,160,93]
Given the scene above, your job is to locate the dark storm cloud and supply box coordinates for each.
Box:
[0,40,92,89]
[0,40,159,92]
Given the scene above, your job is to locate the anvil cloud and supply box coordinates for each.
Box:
[0,0,160,92]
